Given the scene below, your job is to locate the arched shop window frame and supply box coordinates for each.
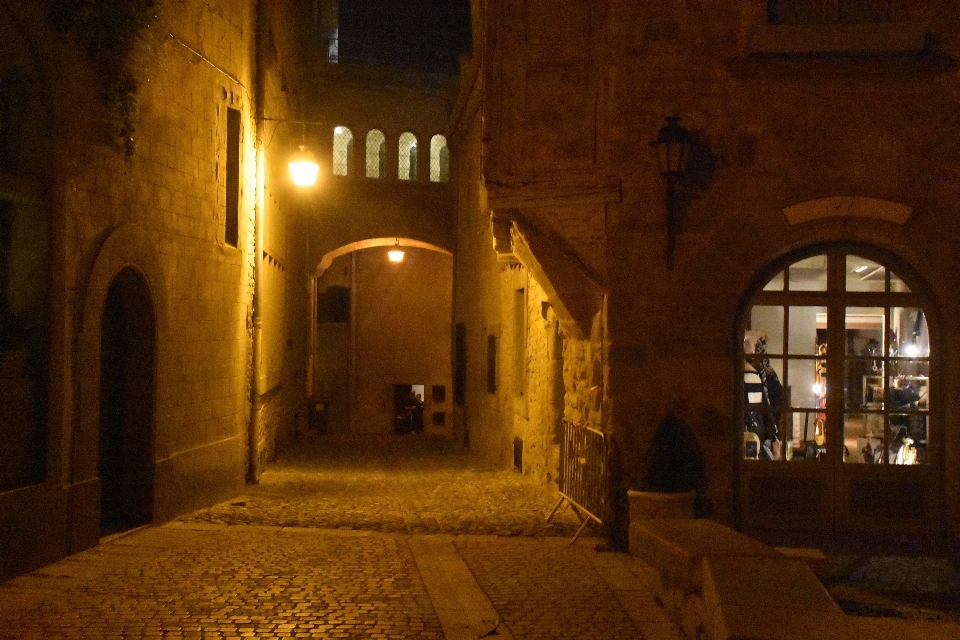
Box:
[736,245,936,469]
[332,125,353,176]
[398,132,418,181]
[366,129,386,178]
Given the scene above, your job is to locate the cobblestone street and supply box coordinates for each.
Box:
[3,434,959,638]
[0,435,680,639]
[178,434,584,537]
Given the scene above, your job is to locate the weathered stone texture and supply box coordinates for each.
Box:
[455,0,960,537]
[1,0,308,578]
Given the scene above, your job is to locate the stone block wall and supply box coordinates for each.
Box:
[457,0,960,538]
[0,0,311,579]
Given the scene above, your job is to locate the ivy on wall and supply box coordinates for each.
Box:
[49,0,158,157]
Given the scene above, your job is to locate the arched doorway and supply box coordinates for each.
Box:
[99,267,155,535]
[736,246,940,543]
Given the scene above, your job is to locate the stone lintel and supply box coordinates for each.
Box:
[783,196,912,225]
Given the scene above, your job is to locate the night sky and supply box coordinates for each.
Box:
[337,0,472,74]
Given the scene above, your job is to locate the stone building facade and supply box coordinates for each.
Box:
[451,0,960,545]
[5,0,960,585]
[0,0,310,580]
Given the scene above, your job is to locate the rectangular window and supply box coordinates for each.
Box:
[454,323,466,406]
[225,107,241,248]
[487,334,497,394]
[514,288,527,396]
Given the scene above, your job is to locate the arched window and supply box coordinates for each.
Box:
[366,130,386,178]
[739,248,935,531]
[430,134,449,183]
[398,132,417,181]
[332,126,353,176]
[743,251,929,464]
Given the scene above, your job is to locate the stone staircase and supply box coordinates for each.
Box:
[629,517,960,640]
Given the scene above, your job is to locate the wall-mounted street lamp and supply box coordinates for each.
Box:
[260,117,323,187]
[288,145,320,186]
[650,116,694,269]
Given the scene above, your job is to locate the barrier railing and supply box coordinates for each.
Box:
[546,420,607,543]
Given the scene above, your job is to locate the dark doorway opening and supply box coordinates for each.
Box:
[393,383,424,434]
[99,267,155,536]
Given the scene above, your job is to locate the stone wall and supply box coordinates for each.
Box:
[457,0,960,538]
[0,0,310,580]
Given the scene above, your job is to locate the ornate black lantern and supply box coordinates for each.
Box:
[650,117,694,269]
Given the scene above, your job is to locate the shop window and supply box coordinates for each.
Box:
[332,126,353,176]
[225,107,240,248]
[366,129,385,178]
[430,134,449,182]
[741,250,931,466]
[398,132,417,181]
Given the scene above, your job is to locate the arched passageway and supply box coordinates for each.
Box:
[99,267,156,535]
[309,240,453,437]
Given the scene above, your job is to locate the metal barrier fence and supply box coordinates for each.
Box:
[546,420,608,543]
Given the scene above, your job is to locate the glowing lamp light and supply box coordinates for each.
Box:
[904,344,921,357]
[812,383,825,396]
[288,145,320,186]
[388,239,405,262]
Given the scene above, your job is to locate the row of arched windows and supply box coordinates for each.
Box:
[332,127,450,183]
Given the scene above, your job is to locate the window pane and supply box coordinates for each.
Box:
[333,126,353,176]
[763,271,784,291]
[744,360,781,460]
[788,255,827,291]
[789,411,826,461]
[787,306,826,355]
[746,306,783,354]
[846,359,883,410]
[399,132,417,180]
[890,270,911,293]
[366,130,385,178]
[845,306,884,356]
[430,134,449,182]
[889,414,928,465]
[844,413,884,464]
[891,307,928,358]
[846,255,885,292]
[788,358,821,408]
[886,370,928,410]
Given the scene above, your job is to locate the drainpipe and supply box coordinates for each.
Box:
[248,0,266,484]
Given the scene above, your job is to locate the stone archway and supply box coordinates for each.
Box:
[309,239,453,436]
[99,267,155,535]
[70,224,170,551]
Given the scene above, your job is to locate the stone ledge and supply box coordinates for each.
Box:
[630,519,782,592]
[630,519,842,640]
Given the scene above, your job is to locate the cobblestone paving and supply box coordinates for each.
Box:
[1,525,444,640]
[454,536,642,640]
[177,435,584,537]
